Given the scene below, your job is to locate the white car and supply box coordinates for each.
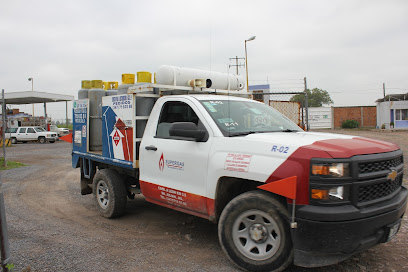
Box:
[49,125,70,137]
[6,126,58,144]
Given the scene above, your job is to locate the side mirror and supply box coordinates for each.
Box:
[169,122,207,142]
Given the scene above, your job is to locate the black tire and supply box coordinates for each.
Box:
[38,137,46,144]
[49,140,55,143]
[218,191,293,272]
[10,137,17,144]
[93,169,127,218]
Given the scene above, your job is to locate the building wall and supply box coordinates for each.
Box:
[377,101,408,129]
[333,106,376,128]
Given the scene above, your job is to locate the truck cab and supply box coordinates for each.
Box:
[72,71,406,272]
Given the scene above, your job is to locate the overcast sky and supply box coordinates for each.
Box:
[1,0,407,121]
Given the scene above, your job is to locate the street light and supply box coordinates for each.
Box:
[28,77,34,116]
[245,36,256,92]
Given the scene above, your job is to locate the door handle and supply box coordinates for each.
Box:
[145,145,157,151]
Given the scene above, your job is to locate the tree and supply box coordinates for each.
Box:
[290,88,333,107]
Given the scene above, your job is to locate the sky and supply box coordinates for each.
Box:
[1,0,407,121]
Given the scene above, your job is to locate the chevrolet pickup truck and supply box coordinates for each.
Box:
[72,77,406,271]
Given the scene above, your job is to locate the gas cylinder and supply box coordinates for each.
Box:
[106,81,119,96]
[88,80,105,151]
[118,74,135,95]
[155,65,245,90]
[78,80,91,99]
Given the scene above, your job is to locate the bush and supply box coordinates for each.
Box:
[341,119,359,129]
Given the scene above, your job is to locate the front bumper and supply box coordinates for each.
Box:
[292,186,407,267]
[46,136,58,141]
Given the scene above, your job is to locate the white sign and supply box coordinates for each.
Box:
[224,153,253,172]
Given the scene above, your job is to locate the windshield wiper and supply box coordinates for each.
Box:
[279,129,298,132]
[228,131,257,137]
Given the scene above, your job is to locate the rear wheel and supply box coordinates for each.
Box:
[218,191,293,272]
[93,169,127,218]
[10,137,17,144]
[38,137,46,144]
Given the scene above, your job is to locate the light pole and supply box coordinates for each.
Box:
[28,77,34,116]
[245,36,256,92]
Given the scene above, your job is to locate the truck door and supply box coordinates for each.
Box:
[26,127,36,140]
[17,127,28,141]
[140,98,213,217]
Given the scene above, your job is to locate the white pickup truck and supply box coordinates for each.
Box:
[6,126,58,144]
[49,125,70,137]
[72,76,406,271]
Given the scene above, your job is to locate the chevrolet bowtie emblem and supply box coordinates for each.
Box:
[387,169,398,182]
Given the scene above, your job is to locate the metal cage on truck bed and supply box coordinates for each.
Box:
[72,83,250,172]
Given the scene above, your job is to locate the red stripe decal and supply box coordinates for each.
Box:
[140,180,215,219]
[266,136,399,205]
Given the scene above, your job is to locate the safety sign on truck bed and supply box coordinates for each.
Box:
[102,94,134,162]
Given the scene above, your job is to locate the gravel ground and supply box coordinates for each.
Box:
[0,129,407,272]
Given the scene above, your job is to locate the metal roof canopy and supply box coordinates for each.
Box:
[2,91,74,127]
[3,91,74,104]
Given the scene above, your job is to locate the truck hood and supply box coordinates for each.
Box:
[244,131,399,158]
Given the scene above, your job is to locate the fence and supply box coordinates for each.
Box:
[265,92,308,130]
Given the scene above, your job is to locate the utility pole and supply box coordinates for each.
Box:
[229,56,245,75]
[1,90,10,272]
[1,89,6,167]
[304,77,309,131]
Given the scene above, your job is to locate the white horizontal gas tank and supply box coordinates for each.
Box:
[155,65,245,90]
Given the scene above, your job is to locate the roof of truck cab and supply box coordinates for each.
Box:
[181,94,259,102]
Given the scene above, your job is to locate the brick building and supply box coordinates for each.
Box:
[332,106,376,128]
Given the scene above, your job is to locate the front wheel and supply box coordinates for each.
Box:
[218,191,293,272]
[38,137,46,144]
[93,169,127,218]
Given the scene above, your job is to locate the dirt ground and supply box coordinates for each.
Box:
[1,129,407,272]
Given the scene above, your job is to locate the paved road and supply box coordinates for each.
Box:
[1,130,407,271]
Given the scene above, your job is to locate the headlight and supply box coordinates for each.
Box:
[311,186,345,200]
[312,163,350,177]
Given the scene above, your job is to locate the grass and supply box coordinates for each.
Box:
[0,157,26,170]
[57,123,73,130]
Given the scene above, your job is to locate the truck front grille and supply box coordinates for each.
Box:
[358,156,403,174]
[358,175,402,203]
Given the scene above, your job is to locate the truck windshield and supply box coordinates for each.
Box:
[35,127,46,132]
[200,99,303,136]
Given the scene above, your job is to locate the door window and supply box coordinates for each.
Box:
[27,128,36,133]
[19,128,27,133]
[156,101,207,139]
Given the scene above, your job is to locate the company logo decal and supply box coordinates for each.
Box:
[166,159,185,171]
[158,153,184,171]
[159,153,164,171]
[387,169,398,182]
